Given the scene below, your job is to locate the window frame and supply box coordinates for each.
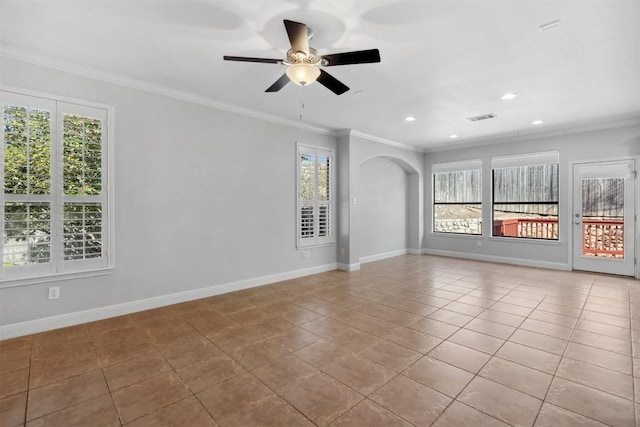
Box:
[296,143,335,249]
[432,159,483,236]
[1,88,114,285]
[491,151,560,241]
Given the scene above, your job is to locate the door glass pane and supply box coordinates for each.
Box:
[581,178,624,258]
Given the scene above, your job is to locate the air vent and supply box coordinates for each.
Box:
[467,113,497,122]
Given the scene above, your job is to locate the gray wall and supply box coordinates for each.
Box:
[424,124,640,270]
[0,58,337,327]
[359,157,408,259]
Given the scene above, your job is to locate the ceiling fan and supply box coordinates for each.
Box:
[223,19,381,95]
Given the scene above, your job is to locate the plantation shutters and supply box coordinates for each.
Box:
[297,144,334,247]
[1,91,109,280]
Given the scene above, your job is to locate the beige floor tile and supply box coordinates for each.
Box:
[477,309,525,327]
[480,356,553,399]
[546,377,634,427]
[280,373,364,427]
[429,341,491,373]
[111,371,191,424]
[564,341,632,375]
[4,255,640,427]
[464,318,516,340]
[159,335,224,369]
[403,355,473,398]
[495,341,561,375]
[322,353,396,395]
[25,395,119,427]
[431,401,510,427]
[267,327,322,352]
[126,397,217,427]
[0,392,27,427]
[509,329,568,355]
[520,318,573,340]
[94,342,156,368]
[196,374,275,425]
[227,395,313,427]
[227,339,289,369]
[329,327,381,353]
[0,368,29,399]
[26,370,109,421]
[175,354,245,393]
[580,310,630,328]
[330,399,412,426]
[253,354,319,393]
[571,329,632,355]
[529,309,578,328]
[575,318,630,340]
[384,327,442,353]
[408,318,459,339]
[294,339,353,368]
[556,357,633,400]
[370,375,451,426]
[360,340,421,372]
[103,353,172,391]
[534,402,608,427]
[448,328,505,355]
[490,301,533,317]
[458,376,542,426]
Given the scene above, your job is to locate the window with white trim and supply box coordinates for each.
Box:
[433,159,482,235]
[492,151,559,240]
[1,90,111,280]
[297,144,334,247]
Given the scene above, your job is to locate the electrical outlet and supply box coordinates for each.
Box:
[340,248,345,255]
[302,251,311,260]
[48,287,60,300]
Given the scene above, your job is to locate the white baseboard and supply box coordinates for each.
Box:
[360,249,409,264]
[337,263,361,272]
[421,248,571,271]
[0,263,337,340]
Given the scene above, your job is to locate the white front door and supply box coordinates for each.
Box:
[572,160,636,276]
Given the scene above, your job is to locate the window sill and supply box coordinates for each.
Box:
[0,267,114,289]
[430,232,483,240]
[297,242,336,250]
[489,236,561,245]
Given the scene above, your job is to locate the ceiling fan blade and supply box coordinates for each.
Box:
[321,49,381,66]
[223,56,282,64]
[284,19,309,54]
[266,74,290,92]
[317,70,349,95]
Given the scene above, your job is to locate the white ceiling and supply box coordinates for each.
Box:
[1,0,639,150]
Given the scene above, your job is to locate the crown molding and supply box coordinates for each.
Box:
[425,117,640,153]
[337,129,425,153]
[0,45,333,136]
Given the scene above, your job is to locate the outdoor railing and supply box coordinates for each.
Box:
[582,219,624,256]
[493,217,624,256]
[493,218,558,240]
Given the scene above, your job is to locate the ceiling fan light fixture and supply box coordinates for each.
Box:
[286,63,321,86]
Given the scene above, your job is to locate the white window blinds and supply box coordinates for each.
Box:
[297,144,334,248]
[1,91,111,280]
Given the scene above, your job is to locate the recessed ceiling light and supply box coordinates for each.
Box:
[449,134,459,139]
[501,92,518,100]
[405,116,416,122]
[532,120,544,125]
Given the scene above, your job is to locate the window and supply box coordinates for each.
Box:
[297,144,334,247]
[1,91,111,281]
[433,160,482,235]
[492,151,559,240]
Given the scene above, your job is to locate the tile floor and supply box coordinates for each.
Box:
[1,254,640,426]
